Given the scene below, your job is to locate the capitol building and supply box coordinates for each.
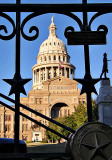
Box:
[0,18,86,141]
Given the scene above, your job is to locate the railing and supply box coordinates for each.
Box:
[0,0,112,159]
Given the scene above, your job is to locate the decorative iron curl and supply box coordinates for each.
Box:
[21,13,39,41]
[0,12,16,40]
[89,11,112,30]
[97,25,108,34]
[64,26,74,39]
[21,11,83,41]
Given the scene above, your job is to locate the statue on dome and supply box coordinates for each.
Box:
[51,16,54,23]
[100,53,110,79]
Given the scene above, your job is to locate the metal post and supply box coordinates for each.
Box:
[14,0,21,153]
[83,0,92,122]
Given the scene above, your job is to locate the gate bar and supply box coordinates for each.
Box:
[0,101,68,140]
[0,3,112,12]
[0,93,75,134]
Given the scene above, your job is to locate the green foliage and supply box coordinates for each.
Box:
[73,102,87,129]
[46,100,98,141]
[92,99,99,121]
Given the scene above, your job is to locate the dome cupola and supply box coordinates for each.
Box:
[39,17,67,55]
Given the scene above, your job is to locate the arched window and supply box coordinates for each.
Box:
[63,56,65,61]
[54,55,56,60]
[67,57,70,62]
[44,56,47,61]
[49,56,51,61]
[59,56,60,61]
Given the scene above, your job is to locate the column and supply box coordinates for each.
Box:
[96,79,112,127]
[64,67,66,77]
[33,71,34,84]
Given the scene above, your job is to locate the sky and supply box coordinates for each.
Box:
[0,0,112,105]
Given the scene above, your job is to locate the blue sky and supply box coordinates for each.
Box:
[0,0,112,105]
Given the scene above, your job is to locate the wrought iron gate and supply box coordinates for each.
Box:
[0,0,112,159]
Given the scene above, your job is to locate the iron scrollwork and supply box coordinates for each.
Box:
[21,11,83,41]
[0,12,16,40]
[21,12,39,41]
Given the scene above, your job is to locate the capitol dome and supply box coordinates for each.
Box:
[39,17,67,55]
[32,17,75,90]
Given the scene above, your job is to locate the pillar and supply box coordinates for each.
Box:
[64,67,66,77]
[33,71,34,84]
[96,79,112,127]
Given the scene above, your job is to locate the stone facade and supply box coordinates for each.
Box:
[96,79,112,127]
[0,18,86,141]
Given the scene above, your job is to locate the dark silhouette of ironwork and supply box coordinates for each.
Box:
[0,0,112,159]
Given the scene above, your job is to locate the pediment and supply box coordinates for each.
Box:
[42,76,78,86]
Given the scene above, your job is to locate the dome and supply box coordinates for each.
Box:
[39,17,67,55]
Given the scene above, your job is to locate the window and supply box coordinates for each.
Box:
[44,56,47,61]
[39,99,42,104]
[69,87,71,89]
[57,87,59,89]
[59,56,60,61]
[63,56,65,61]
[53,86,56,89]
[51,110,55,118]
[64,110,67,116]
[61,87,63,89]
[65,87,67,89]
[22,117,27,121]
[5,115,11,121]
[35,134,39,136]
[54,55,56,60]
[49,56,51,61]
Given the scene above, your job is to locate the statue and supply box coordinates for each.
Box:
[100,53,110,79]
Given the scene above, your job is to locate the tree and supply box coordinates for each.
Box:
[92,99,99,121]
[73,102,87,129]
[46,100,98,141]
